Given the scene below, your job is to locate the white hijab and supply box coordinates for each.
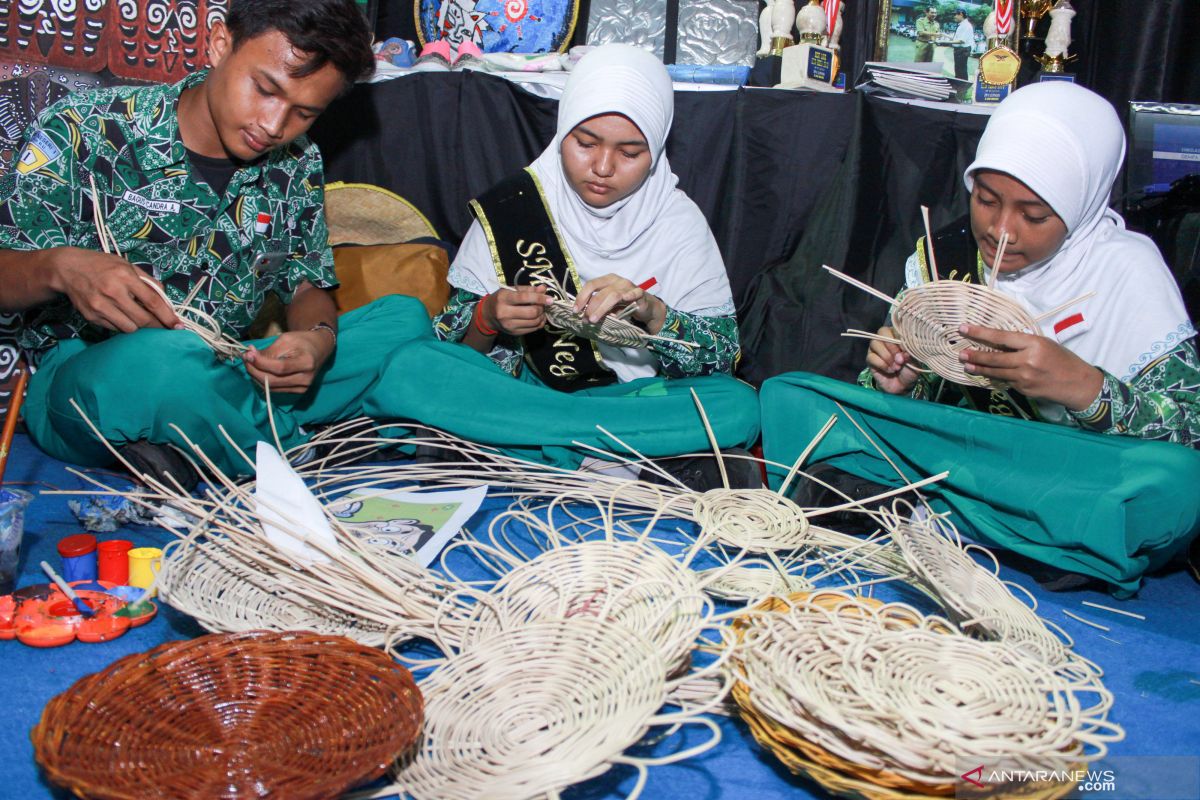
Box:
[964,81,1194,386]
[449,44,733,382]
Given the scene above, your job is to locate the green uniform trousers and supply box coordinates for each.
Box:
[25,294,430,478]
[760,372,1200,594]
[365,332,761,471]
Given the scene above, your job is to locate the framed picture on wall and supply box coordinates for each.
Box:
[874,0,1003,87]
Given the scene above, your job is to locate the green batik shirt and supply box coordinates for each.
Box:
[0,70,337,366]
[434,288,741,379]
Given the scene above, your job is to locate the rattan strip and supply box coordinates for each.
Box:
[33,631,423,800]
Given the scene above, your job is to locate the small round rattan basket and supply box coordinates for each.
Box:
[32,630,424,800]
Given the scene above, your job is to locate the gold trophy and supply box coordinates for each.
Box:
[1019,0,1052,38]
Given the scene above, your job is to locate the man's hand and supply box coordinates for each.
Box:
[54,246,180,332]
[242,329,335,394]
[573,273,667,334]
[866,326,921,394]
[487,285,552,337]
[959,323,1104,410]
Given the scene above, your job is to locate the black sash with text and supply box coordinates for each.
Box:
[470,169,616,392]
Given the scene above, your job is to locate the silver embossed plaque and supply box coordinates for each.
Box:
[678,0,759,65]
[586,0,668,60]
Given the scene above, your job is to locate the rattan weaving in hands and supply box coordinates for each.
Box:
[726,592,1122,795]
[140,276,249,361]
[530,271,696,350]
[32,631,424,800]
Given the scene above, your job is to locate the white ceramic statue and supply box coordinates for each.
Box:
[795,0,827,43]
[757,0,797,56]
[1044,0,1075,59]
[983,10,997,42]
[826,2,845,51]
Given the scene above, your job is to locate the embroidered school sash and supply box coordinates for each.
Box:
[469,168,616,392]
[916,218,1042,422]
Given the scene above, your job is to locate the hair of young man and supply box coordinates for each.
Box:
[225,0,375,85]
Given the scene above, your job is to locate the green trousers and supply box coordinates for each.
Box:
[25,295,430,478]
[364,335,761,470]
[760,372,1200,594]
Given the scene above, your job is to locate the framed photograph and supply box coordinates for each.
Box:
[875,1,999,87]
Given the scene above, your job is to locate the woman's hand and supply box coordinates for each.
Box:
[959,323,1104,410]
[866,326,921,394]
[486,285,553,336]
[573,273,666,334]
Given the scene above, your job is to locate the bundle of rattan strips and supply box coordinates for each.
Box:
[392,617,722,800]
[725,591,1123,790]
[89,175,248,361]
[60,401,456,648]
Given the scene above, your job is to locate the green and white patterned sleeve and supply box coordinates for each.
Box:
[432,287,524,376]
[1069,338,1200,446]
[648,308,740,378]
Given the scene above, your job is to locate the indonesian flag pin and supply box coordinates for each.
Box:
[255,211,271,236]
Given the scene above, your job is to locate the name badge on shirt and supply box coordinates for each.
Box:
[15,130,62,175]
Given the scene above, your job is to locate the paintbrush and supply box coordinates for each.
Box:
[40,560,95,617]
[0,367,28,487]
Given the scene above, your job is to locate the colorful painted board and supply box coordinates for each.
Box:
[416,0,578,53]
[0,0,109,72]
[109,0,227,82]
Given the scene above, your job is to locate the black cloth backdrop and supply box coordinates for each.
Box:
[308,74,989,385]
[309,73,856,312]
[375,0,1198,111]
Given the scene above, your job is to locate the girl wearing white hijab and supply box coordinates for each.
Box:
[866,81,1199,444]
[760,83,1200,593]
[368,45,759,489]
[437,43,738,386]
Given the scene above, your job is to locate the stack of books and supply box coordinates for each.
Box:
[856,62,972,103]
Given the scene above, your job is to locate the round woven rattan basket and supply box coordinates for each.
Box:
[32,630,424,800]
[892,281,1040,389]
[729,593,1079,800]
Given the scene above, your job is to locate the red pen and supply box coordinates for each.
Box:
[637,277,658,291]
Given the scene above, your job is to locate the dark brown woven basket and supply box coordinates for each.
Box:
[32,630,423,800]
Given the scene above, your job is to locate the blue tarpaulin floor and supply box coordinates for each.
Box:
[2,431,1198,799]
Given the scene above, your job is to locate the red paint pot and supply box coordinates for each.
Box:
[97,539,133,584]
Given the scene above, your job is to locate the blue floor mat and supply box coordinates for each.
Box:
[2,432,1198,799]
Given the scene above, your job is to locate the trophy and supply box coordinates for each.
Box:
[757,0,796,57]
[1035,0,1077,78]
[976,0,1021,104]
[778,0,842,91]
[1019,0,1053,38]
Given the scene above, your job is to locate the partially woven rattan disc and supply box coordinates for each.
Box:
[457,539,704,674]
[399,618,666,800]
[893,281,1039,388]
[32,631,424,800]
[544,301,661,349]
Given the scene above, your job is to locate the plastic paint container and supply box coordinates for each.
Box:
[127,547,162,598]
[0,488,33,595]
[56,534,98,583]
[97,539,133,584]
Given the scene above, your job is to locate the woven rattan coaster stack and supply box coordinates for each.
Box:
[726,591,1118,799]
[32,630,424,800]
